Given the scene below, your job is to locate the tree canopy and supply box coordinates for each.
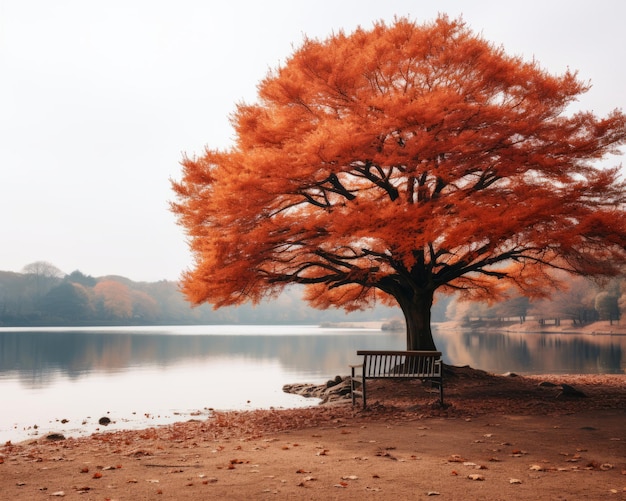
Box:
[171,16,626,350]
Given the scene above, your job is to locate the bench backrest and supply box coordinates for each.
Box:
[357,350,442,378]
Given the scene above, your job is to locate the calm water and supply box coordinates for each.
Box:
[1,324,624,443]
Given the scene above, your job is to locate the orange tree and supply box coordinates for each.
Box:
[172,16,626,350]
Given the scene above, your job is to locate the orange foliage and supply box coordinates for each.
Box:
[94,280,133,319]
[171,16,626,349]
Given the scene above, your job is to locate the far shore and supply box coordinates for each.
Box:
[323,319,626,336]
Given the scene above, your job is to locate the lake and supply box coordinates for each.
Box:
[1,324,624,443]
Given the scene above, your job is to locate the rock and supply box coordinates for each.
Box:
[558,383,587,398]
[538,381,559,387]
[284,377,354,404]
[45,433,66,441]
[98,417,111,426]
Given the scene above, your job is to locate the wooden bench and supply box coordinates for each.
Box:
[350,350,444,408]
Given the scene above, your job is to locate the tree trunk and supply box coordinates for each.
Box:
[394,288,437,351]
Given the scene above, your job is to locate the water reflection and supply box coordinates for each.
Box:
[0,326,406,388]
[1,326,624,389]
[435,329,625,374]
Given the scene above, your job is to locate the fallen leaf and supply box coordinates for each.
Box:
[50,492,65,497]
[427,492,440,496]
[341,475,358,480]
[92,472,102,479]
[468,474,484,481]
[529,465,544,471]
[509,478,522,484]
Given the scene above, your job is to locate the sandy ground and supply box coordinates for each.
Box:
[1,369,625,501]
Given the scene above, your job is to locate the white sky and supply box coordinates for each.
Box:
[1,0,624,282]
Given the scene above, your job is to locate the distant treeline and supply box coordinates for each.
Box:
[0,261,406,326]
[1,261,622,327]
[446,272,624,327]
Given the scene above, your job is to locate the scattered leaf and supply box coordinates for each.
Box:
[342,475,358,480]
[468,474,484,481]
[509,478,522,484]
[92,472,102,479]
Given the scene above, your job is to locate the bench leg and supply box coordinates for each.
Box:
[362,377,367,409]
[351,367,356,406]
[438,375,444,406]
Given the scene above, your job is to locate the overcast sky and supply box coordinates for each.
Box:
[1,1,624,282]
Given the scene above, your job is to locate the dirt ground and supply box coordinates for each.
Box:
[1,369,625,500]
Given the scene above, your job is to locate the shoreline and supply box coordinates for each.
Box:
[2,371,624,500]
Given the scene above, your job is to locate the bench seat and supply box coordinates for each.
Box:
[350,350,444,408]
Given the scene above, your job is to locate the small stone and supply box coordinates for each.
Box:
[45,433,65,441]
